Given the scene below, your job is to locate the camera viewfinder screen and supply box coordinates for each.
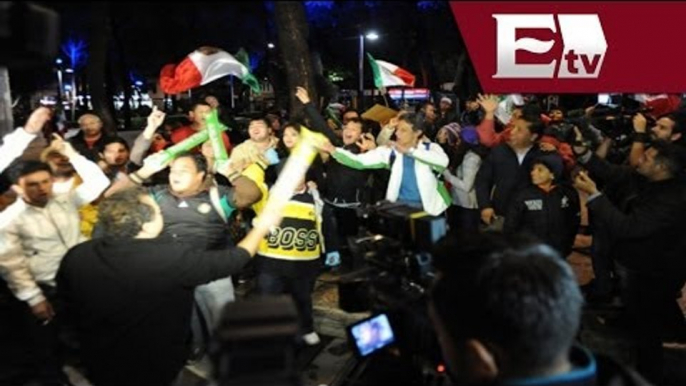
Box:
[350,314,395,357]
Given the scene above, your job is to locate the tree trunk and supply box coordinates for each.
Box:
[274,1,318,115]
[86,2,116,132]
[452,51,468,99]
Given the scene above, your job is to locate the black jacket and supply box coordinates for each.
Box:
[68,132,113,162]
[504,184,580,257]
[476,144,556,215]
[303,102,370,204]
[436,111,458,130]
[584,155,686,276]
[56,237,251,386]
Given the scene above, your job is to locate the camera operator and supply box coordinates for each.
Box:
[628,111,686,168]
[428,231,650,386]
[573,139,686,384]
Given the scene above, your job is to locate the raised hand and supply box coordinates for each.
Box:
[295,87,311,105]
[633,113,647,134]
[573,171,599,195]
[147,105,166,130]
[24,107,53,135]
[356,133,377,152]
[50,134,78,158]
[477,94,500,114]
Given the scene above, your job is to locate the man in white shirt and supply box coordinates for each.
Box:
[0,135,110,385]
[0,108,54,230]
[0,136,110,317]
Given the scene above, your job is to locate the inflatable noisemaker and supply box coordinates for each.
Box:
[326,106,343,129]
[258,126,328,218]
[153,125,229,165]
[205,110,229,162]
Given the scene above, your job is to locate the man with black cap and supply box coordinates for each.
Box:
[504,153,580,258]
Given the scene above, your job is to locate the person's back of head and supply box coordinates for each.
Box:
[429,231,583,385]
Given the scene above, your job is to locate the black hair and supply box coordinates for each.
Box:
[276,121,304,157]
[519,114,545,137]
[430,231,583,376]
[188,100,212,113]
[658,110,686,137]
[344,117,370,133]
[548,105,567,116]
[98,187,155,238]
[9,161,52,184]
[342,109,360,119]
[650,139,685,177]
[249,116,272,129]
[98,136,130,154]
[174,152,209,175]
[398,112,425,133]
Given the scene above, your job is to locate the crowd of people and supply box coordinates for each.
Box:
[0,87,685,386]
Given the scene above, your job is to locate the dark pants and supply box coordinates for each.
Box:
[616,263,686,384]
[0,283,69,385]
[257,260,318,334]
[323,203,361,269]
[589,216,615,294]
[447,206,480,232]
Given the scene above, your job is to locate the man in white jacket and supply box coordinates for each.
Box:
[0,135,110,384]
[322,113,450,216]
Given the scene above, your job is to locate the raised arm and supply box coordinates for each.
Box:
[130,106,166,165]
[0,107,51,173]
[45,135,111,206]
[327,141,391,171]
[296,87,340,145]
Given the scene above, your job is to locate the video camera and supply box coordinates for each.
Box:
[338,202,448,377]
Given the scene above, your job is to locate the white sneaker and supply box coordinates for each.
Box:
[302,331,321,346]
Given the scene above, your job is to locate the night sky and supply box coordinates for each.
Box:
[9,1,465,96]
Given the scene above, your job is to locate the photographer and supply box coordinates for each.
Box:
[428,232,649,386]
[629,111,685,168]
[573,139,686,383]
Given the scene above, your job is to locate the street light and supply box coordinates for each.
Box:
[365,32,379,41]
[267,42,275,49]
[358,30,379,111]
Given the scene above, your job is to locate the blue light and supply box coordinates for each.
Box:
[61,39,88,68]
[135,81,143,86]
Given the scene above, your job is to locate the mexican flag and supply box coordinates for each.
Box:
[495,94,525,125]
[366,53,415,92]
[159,46,260,95]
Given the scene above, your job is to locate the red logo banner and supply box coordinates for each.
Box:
[450,1,686,93]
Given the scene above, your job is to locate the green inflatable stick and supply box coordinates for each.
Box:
[326,106,343,129]
[205,110,229,162]
[156,125,228,165]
